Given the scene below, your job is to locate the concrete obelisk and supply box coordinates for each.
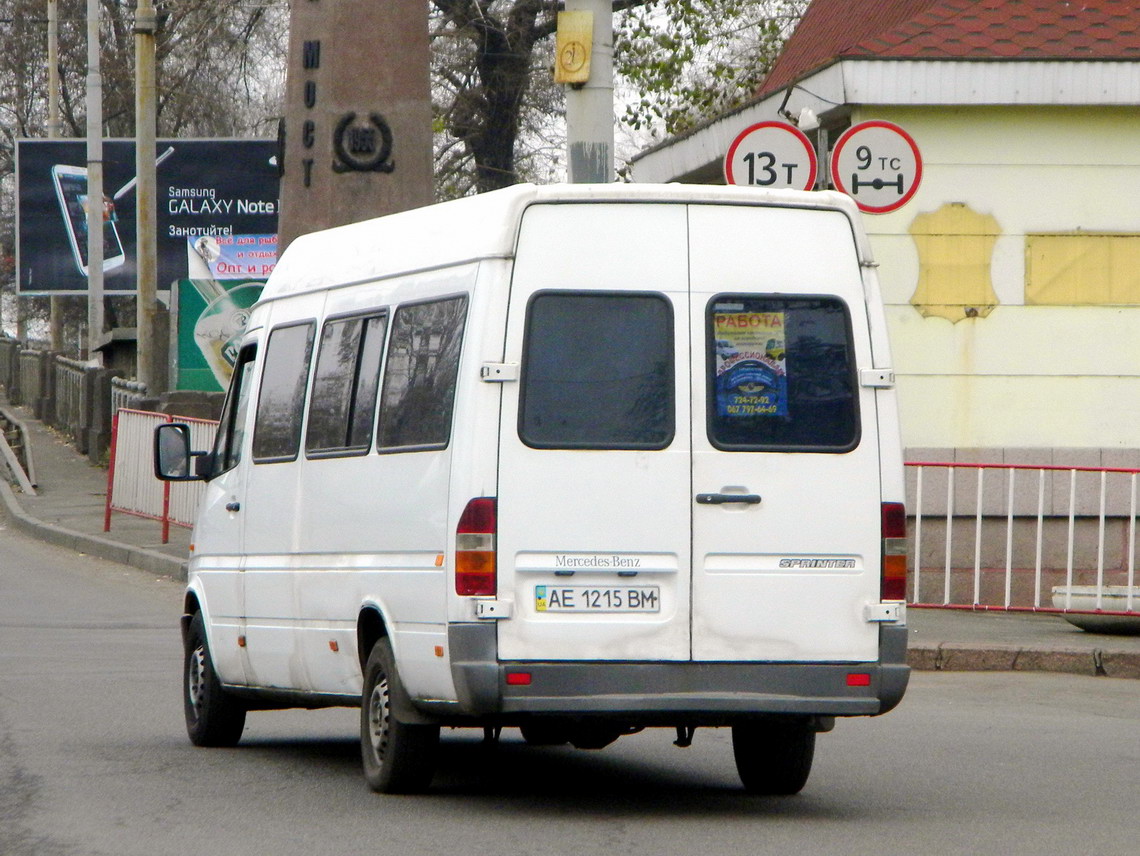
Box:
[277,0,434,251]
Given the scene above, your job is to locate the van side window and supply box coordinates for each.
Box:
[252,321,316,462]
[377,296,467,451]
[706,296,860,452]
[210,343,257,475]
[306,313,388,456]
[519,292,674,450]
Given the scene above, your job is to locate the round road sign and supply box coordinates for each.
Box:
[724,121,817,191]
[829,121,922,214]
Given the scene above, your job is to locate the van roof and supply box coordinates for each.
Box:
[262,183,870,300]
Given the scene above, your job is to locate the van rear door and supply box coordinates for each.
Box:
[495,203,692,662]
[495,200,882,665]
[687,205,882,663]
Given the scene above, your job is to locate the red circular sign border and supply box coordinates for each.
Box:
[829,120,923,214]
[724,121,818,191]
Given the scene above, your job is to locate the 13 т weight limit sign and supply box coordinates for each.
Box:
[724,122,817,191]
[830,121,922,214]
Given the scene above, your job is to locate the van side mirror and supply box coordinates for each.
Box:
[154,423,204,482]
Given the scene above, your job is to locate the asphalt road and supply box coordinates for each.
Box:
[2,525,1137,856]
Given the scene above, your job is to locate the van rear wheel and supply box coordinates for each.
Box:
[360,638,439,794]
[184,611,246,747]
[731,719,815,795]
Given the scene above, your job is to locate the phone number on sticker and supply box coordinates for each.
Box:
[535,585,660,613]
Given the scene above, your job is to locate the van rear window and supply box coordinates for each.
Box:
[706,296,859,452]
[519,292,674,450]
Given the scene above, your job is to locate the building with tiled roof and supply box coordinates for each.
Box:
[759,0,1140,98]
[634,0,1140,469]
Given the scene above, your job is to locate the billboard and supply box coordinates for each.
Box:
[174,277,263,392]
[16,139,279,295]
[173,234,272,392]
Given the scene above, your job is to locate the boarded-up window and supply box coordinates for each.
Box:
[1026,234,1140,305]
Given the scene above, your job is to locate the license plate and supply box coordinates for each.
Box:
[535,585,661,613]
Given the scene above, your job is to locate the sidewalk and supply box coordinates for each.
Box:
[1,394,189,578]
[1,394,1139,679]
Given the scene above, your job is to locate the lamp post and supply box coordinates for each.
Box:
[85,0,104,360]
[135,0,159,391]
[48,0,64,351]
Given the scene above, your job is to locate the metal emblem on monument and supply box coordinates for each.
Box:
[332,113,395,174]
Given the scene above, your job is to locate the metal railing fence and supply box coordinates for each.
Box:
[907,460,1137,616]
[53,356,88,446]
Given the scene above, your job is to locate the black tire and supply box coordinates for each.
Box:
[731,719,816,795]
[360,638,439,794]
[184,611,247,747]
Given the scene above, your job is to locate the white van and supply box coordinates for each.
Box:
[156,183,909,795]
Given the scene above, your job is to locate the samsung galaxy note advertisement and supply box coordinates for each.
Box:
[16,139,278,295]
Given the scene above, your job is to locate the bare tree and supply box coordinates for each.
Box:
[431,1,562,196]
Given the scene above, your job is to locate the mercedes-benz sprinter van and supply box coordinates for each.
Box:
[156,183,909,795]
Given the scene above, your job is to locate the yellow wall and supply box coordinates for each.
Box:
[856,106,1140,449]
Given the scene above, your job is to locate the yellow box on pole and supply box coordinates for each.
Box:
[555,10,593,85]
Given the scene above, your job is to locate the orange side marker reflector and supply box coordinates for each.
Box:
[435,554,445,567]
[329,640,339,653]
[238,635,246,648]
[434,646,444,658]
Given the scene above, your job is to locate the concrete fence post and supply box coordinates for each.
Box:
[0,339,18,394]
[87,368,125,464]
[39,351,59,427]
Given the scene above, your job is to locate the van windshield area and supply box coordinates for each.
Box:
[706,296,860,453]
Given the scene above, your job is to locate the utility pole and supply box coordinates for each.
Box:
[47,0,64,350]
[561,0,614,183]
[85,0,104,361]
[134,0,159,391]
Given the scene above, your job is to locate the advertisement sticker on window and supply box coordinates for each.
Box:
[713,308,787,418]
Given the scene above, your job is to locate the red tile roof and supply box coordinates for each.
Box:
[758,0,1140,98]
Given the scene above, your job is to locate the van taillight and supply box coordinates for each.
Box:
[881,502,908,601]
[456,498,496,596]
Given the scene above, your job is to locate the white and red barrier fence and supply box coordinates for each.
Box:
[907,460,1138,617]
[104,409,218,543]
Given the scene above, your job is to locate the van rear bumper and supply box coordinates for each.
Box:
[447,623,909,722]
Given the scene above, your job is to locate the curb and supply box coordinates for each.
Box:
[0,479,187,580]
[907,641,1140,680]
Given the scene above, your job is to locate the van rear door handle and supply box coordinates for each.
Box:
[225,501,241,512]
[696,493,761,505]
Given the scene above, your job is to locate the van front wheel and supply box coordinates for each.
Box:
[184,612,246,747]
[360,638,439,793]
[731,719,815,795]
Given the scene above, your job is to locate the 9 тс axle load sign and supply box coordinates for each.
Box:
[15,139,279,295]
[829,121,922,214]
